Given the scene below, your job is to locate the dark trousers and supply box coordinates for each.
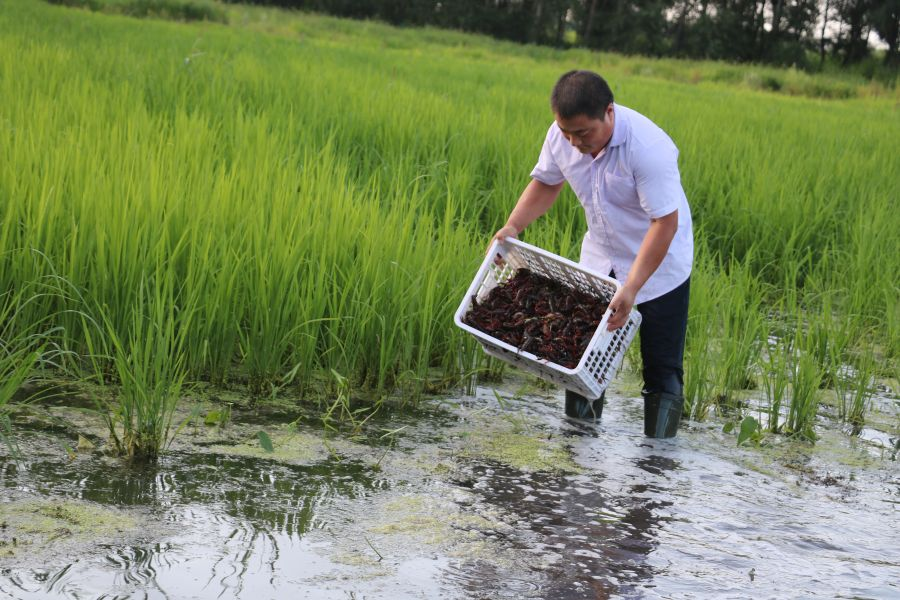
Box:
[635,276,690,397]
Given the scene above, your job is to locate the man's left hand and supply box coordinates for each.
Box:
[606,285,637,331]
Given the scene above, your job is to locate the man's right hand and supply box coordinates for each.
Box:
[487,225,519,256]
[491,225,519,246]
[486,225,518,260]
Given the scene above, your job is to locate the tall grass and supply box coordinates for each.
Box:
[0,0,897,448]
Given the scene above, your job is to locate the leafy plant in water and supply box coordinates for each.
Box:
[683,250,716,421]
[257,430,274,453]
[723,415,763,446]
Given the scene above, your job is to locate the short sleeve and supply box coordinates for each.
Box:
[529,125,565,185]
[632,140,684,219]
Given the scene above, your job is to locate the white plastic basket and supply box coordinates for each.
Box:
[454,238,641,400]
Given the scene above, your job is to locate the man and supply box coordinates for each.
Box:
[492,70,693,438]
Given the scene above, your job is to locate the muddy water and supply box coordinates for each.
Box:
[0,378,897,599]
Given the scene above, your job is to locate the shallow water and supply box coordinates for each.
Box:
[1,380,897,599]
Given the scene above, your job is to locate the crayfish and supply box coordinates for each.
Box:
[462,269,609,368]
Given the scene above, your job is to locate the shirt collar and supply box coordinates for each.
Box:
[590,103,626,162]
[607,103,626,148]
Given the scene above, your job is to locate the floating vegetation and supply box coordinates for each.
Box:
[0,500,137,559]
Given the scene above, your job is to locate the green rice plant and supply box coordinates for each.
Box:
[103,269,193,460]
[0,0,896,432]
[683,242,717,420]
[0,292,44,414]
[845,204,895,324]
[845,349,876,434]
[760,329,790,434]
[785,326,824,441]
[320,369,379,437]
[883,283,900,363]
[0,271,74,455]
[624,335,642,377]
[810,297,854,391]
[181,240,245,386]
[711,253,767,413]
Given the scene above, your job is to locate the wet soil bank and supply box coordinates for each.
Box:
[1,377,898,599]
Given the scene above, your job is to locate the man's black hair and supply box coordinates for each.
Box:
[550,70,614,120]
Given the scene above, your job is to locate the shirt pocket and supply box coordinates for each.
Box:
[602,171,638,208]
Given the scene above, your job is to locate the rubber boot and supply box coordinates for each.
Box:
[565,389,604,421]
[643,391,683,438]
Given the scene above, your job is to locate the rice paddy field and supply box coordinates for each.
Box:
[1,0,899,597]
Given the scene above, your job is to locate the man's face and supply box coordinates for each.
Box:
[554,104,615,155]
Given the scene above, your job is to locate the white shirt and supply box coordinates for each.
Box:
[530,104,693,303]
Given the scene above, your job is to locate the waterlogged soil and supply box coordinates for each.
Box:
[1,377,898,599]
[463,269,608,368]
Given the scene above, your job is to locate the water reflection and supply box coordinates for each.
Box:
[11,450,381,537]
[452,454,680,599]
[634,455,680,477]
[0,434,390,599]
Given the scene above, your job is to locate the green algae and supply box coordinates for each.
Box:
[0,499,136,558]
[204,422,377,466]
[2,382,893,595]
[360,493,520,567]
[371,495,508,540]
[305,493,517,584]
[469,429,580,473]
[454,411,582,474]
[206,426,327,463]
[807,428,887,468]
[717,420,891,492]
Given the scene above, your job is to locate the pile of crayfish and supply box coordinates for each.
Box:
[462,268,609,368]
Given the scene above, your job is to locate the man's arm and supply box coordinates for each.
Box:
[492,179,565,244]
[606,209,678,330]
